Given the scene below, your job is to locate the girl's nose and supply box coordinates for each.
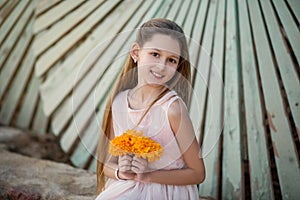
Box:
[157,58,167,69]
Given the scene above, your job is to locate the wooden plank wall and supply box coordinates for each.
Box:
[0,0,299,199]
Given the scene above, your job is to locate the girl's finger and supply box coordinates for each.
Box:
[131,157,148,173]
[118,155,133,172]
[133,156,147,166]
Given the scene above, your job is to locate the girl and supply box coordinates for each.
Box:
[96,18,205,200]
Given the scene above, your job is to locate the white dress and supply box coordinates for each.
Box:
[95,90,199,200]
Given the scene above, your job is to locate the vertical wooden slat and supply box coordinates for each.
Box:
[189,0,209,82]
[199,0,225,197]
[174,0,190,24]
[248,0,300,198]
[260,0,300,130]
[286,0,300,23]
[182,0,200,41]
[192,0,218,144]
[189,0,209,140]
[272,0,300,66]
[238,0,274,198]
[222,0,243,198]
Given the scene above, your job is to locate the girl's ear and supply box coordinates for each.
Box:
[130,43,140,63]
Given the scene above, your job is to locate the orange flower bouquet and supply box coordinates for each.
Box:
[109,129,163,162]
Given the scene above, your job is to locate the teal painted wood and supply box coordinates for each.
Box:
[272,0,300,67]
[15,72,40,129]
[0,0,18,26]
[199,0,225,197]
[32,98,49,133]
[174,0,189,24]
[193,0,218,143]
[35,0,61,16]
[0,3,34,100]
[222,0,243,198]
[189,0,209,82]
[166,0,182,20]
[33,0,104,55]
[35,0,121,78]
[238,0,274,199]
[286,0,300,22]
[0,0,27,52]
[248,0,300,198]
[189,0,209,141]
[0,43,35,125]
[260,0,300,131]
[33,0,85,33]
[182,0,199,41]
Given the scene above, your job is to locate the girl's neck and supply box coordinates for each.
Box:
[128,84,165,109]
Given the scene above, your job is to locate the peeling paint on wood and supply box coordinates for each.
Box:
[267,111,277,132]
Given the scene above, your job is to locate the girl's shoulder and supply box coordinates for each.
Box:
[111,90,129,112]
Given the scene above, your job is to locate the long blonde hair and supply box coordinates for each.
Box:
[96,18,192,193]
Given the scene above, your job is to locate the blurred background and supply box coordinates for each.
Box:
[0,0,299,199]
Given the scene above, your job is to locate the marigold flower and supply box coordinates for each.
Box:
[109,129,163,162]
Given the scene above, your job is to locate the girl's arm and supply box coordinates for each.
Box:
[135,99,206,185]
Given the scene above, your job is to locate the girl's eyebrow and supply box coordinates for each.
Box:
[150,48,180,59]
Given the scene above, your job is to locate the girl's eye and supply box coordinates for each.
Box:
[151,52,159,57]
[169,58,177,64]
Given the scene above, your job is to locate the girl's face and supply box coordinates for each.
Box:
[133,34,181,87]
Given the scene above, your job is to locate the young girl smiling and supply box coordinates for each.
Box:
[96,18,205,200]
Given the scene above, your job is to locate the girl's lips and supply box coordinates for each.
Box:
[150,70,164,79]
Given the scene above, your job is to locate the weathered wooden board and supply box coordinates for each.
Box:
[286,0,300,23]
[189,0,209,140]
[33,0,104,55]
[34,0,85,33]
[0,5,34,99]
[238,0,274,198]
[0,0,18,26]
[222,0,242,198]
[34,0,121,77]
[0,42,35,124]
[248,0,300,198]
[0,0,29,68]
[198,0,225,197]
[272,0,300,66]
[35,0,61,16]
[260,0,300,130]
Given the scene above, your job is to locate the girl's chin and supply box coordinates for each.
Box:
[146,83,168,89]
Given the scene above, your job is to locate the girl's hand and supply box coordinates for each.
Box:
[118,154,132,172]
[117,155,135,180]
[131,156,148,173]
[131,156,150,182]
